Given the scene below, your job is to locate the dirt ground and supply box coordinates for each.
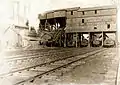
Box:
[44,48,118,85]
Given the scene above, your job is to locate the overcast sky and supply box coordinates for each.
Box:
[0,0,118,24]
[29,0,116,14]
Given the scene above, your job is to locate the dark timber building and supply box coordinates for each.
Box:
[38,6,117,47]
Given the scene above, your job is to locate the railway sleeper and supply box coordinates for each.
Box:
[9,49,106,85]
[0,47,105,78]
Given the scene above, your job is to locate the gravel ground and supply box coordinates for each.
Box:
[0,47,118,85]
[43,47,118,85]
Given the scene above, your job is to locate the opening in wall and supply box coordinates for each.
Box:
[94,27,97,29]
[71,11,73,15]
[95,10,97,14]
[82,11,84,15]
[82,19,84,23]
[107,24,110,29]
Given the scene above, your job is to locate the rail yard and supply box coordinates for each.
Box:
[0,5,118,85]
[0,47,118,85]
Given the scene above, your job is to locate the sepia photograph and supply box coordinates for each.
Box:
[0,0,119,85]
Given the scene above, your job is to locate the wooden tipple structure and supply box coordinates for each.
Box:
[38,6,117,47]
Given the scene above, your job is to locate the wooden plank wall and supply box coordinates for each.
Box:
[66,8,117,32]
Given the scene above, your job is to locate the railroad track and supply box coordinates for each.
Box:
[5,50,73,62]
[1,48,79,69]
[0,48,107,85]
[1,48,85,58]
[3,47,85,60]
[2,47,99,59]
[1,47,61,56]
[2,48,67,59]
[4,47,100,61]
[0,48,101,76]
[0,48,101,74]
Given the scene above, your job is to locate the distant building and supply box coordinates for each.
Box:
[0,25,40,50]
[0,25,29,49]
[38,5,117,47]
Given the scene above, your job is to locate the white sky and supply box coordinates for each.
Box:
[0,0,118,24]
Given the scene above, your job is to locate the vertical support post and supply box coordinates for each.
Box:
[39,20,42,31]
[59,32,61,47]
[102,31,104,47]
[77,33,79,47]
[18,34,19,47]
[81,33,83,47]
[64,33,67,47]
[54,18,56,30]
[57,23,59,29]
[45,14,47,30]
[76,32,78,48]
[88,32,91,47]
[115,31,118,47]
[79,33,81,47]
[45,19,47,29]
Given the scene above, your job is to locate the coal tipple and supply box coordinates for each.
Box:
[38,6,117,47]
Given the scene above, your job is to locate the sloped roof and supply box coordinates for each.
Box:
[39,5,116,15]
[15,25,29,29]
[78,5,116,11]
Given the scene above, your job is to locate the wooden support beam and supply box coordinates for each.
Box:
[64,33,67,47]
[54,19,56,30]
[79,33,81,47]
[45,19,47,29]
[102,31,104,47]
[59,32,62,47]
[88,32,91,47]
[115,31,118,47]
[76,32,78,48]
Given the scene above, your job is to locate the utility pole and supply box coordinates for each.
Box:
[12,1,20,47]
[12,0,20,25]
[24,3,30,26]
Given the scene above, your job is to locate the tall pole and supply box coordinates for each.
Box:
[12,1,20,25]
[12,1,20,47]
[17,1,19,25]
[64,33,67,47]
[79,33,81,47]
[24,5,26,23]
[102,31,104,47]
[76,32,78,47]
[24,3,30,25]
[88,32,91,47]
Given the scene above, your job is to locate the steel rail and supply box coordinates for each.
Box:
[13,48,106,85]
[0,48,104,77]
